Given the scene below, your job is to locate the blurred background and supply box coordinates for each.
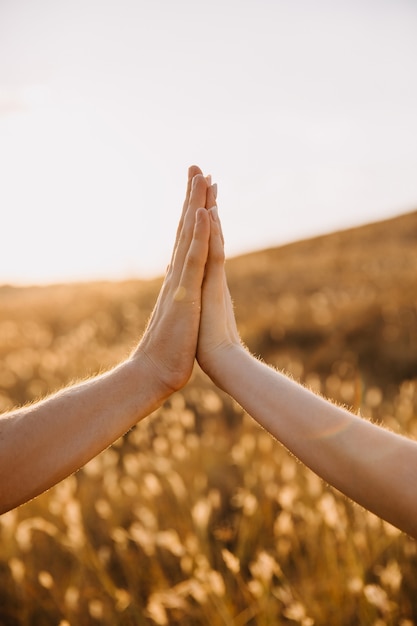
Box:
[2,3,417,623]
[1,0,417,285]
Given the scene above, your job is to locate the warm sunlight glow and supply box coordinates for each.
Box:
[1,0,417,285]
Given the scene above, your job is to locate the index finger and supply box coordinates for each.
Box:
[173,165,203,249]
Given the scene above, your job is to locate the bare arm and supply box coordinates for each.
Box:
[198,198,417,539]
[0,166,212,514]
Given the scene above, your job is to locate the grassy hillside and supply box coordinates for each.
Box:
[227,210,417,388]
[0,210,416,625]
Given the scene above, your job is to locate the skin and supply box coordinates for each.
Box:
[0,165,213,514]
[198,192,417,539]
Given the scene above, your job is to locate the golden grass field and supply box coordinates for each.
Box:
[0,211,417,625]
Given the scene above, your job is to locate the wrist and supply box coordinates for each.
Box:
[130,345,184,407]
[200,342,250,392]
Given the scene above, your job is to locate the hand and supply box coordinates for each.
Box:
[134,166,210,396]
[197,187,242,386]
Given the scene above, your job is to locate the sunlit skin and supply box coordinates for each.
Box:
[198,189,417,540]
[0,166,213,514]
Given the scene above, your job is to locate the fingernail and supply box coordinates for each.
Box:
[209,206,219,221]
[192,174,203,189]
[212,183,217,199]
[206,174,212,186]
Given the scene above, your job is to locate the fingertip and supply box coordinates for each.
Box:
[195,206,204,221]
[188,165,203,179]
[195,206,210,228]
[206,184,217,208]
[190,174,209,207]
[208,206,225,246]
[191,173,207,188]
[209,205,218,219]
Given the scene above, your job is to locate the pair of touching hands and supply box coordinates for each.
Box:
[3,164,415,539]
[136,165,240,400]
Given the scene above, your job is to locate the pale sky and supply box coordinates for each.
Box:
[1,0,417,285]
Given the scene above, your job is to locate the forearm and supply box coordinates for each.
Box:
[0,354,168,514]
[212,345,417,538]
